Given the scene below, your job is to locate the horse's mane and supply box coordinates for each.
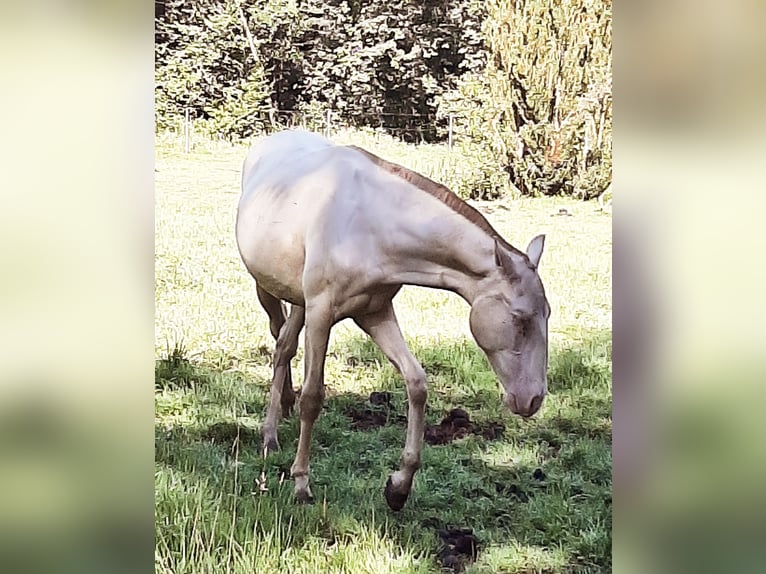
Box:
[345,145,527,259]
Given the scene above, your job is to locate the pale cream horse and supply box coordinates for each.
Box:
[236,130,550,510]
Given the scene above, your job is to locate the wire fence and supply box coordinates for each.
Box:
[167,106,475,153]
[159,104,612,201]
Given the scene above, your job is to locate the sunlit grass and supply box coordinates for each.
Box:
[155,133,612,573]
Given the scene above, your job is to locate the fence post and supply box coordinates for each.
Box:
[325,109,332,138]
[448,114,454,151]
[184,107,190,154]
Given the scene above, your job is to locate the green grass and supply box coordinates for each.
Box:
[155,133,612,573]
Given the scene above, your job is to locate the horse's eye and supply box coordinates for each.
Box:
[513,315,529,336]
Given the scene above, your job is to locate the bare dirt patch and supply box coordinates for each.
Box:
[424,408,505,445]
[346,392,406,430]
[347,397,505,443]
[437,526,480,571]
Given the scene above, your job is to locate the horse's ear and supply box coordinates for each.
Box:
[526,234,545,268]
[494,239,517,278]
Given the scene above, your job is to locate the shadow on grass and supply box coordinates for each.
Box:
[155,330,611,573]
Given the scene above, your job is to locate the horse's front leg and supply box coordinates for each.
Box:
[355,303,427,510]
[290,299,332,503]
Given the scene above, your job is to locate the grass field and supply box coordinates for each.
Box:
[155,132,612,573]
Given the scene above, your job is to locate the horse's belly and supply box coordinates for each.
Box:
[251,268,305,306]
[236,201,307,305]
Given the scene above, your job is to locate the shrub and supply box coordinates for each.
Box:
[438,0,612,199]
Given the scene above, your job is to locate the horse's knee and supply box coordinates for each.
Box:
[406,367,427,406]
[274,335,298,365]
[299,385,324,420]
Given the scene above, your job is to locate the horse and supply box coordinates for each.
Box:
[236,130,550,510]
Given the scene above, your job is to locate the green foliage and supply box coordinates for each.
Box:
[155,0,485,141]
[438,0,612,199]
[295,0,487,139]
[452,139,514,200]
[155,0,271,137]
[203,67,271,140]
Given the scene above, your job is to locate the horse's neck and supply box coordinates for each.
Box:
[376,193,497,304]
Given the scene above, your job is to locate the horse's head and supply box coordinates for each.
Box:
[469,235,550,418]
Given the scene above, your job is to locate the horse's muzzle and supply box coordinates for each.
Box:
[505,391,544,418]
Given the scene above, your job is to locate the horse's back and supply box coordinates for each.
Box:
[240,130,334,206]
[236,130,349,304]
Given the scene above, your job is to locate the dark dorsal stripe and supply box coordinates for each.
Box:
[345,145,528,259]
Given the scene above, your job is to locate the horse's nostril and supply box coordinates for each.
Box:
[506,392,518,413]
[506,392,543,416]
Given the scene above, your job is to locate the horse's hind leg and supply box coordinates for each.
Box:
[257,286,305,453]
[257,286,301,415]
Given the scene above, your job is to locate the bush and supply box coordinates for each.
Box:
[438,0,612,199]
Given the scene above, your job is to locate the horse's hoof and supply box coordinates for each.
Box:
[384,476,409,511]
[295,490,314,505]
[263,437,280,455]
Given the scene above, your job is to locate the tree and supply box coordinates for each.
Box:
[439,0,612,199]
[155,0,486,141]
[156,1,280,136]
